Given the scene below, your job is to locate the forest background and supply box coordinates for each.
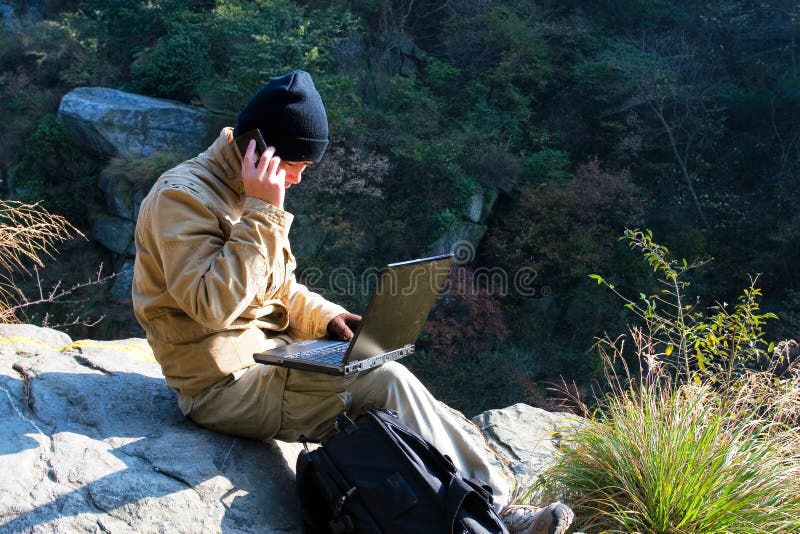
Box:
[1,0,798,417]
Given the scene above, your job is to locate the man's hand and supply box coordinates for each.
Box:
[326,313,362,341]
[241,140,286,209]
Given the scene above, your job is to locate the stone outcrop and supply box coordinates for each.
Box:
[55,87,228,304]
[1,323,580,533]
[57,87,227,159]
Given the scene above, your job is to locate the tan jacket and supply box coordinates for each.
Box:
[132,128,346,396]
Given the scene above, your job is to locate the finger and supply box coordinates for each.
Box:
[256,146,273,175]
[344,315,361,330]
[342,325,354,341]
[244,139,256,164]
[267,155,282,181]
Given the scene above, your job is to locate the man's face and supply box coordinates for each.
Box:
[279,160,310,188]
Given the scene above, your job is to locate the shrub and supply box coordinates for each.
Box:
[535,230,800,532]
[10,115,103,229]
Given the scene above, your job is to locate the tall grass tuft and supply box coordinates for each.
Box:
[544,373,800,533]
[538,230,800,533]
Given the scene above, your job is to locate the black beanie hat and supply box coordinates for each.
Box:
[234,70,329,163]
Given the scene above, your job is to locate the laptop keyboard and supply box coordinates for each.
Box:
[293,344,348,365]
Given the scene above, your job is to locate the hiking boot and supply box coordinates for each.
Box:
[499,502,574,534]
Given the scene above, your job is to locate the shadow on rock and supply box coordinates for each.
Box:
[2,358,301,533]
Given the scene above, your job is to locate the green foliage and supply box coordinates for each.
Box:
[9,116,103,228]
[2,0,800,416]
[199,0,357,111]
[589,229,779,384]
[522,149,572,183]
[540,229,800,532]
[128,13,212,102]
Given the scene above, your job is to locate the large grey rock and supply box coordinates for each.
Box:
[473,403,583,492]
[0,324,304,533]
[97,167,134,220]
[58,87,225,158]
[92,214,135,255]
[0,2,13,22]
[0,323,580,532]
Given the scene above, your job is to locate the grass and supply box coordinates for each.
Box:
[0,200,80,323]
[543,377,800,533]
[534,230,800,533]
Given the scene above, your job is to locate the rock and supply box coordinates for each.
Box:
[110,259,135,304]
[57,87,227,158]
[473,403,583,492]
[0,324,305,533]
[98,166,134,220]
[0,2,13,22]
[429,221,488,263]
[92,214,135,255]
[465,189,485,223]
[0,323,580,532]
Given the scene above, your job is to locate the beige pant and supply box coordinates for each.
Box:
[177,361,513,508]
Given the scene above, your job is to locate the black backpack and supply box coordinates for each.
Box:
[295,409,508,534]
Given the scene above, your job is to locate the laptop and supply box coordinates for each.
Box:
[253,254,454,375]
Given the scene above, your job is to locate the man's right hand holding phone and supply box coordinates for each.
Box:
[242,139,286,210]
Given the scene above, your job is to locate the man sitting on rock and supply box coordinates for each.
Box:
[131,69,573,534]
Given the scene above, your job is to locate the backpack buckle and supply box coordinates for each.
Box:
[334,412,357,435]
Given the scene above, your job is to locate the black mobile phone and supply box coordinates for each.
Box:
[235,128,268,161]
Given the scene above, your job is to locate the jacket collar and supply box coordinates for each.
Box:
[203,128,245,195]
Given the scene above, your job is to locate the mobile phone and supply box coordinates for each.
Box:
[235,128,268,161]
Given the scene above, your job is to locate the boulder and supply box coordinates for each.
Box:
[0,2,13,22]
[57,87,227,158]
[110,259,135,304]
[0,323,580,533]
[0,324,305,533]
[97,167,134,220]
[465,189,485,223]
[92,214,135,256]
[473,403,583,490]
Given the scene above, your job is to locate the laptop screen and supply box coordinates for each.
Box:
[345,255,454,363]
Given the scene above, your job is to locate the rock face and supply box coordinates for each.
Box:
[1,323,580,533]
[57,87,226,159]
[0,324,304,533]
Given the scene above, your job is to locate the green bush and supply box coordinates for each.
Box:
[9,116,103,229]
[128,14,212,102]
[536,230,800,532]
[522,149,572,183]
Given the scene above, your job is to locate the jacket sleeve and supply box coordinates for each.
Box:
[149,186,292,330]
[283,275,348,340]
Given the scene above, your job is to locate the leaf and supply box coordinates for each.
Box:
[589,274,603,285]
[665,344,674,356]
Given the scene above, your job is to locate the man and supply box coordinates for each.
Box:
[132,70,572,534]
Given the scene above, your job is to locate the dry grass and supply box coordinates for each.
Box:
[0,200,80,323]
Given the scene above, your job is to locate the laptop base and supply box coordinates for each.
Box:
[254,344,415,376]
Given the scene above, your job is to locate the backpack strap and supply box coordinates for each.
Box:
[445,476,502,533]
[445,476,475,531]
